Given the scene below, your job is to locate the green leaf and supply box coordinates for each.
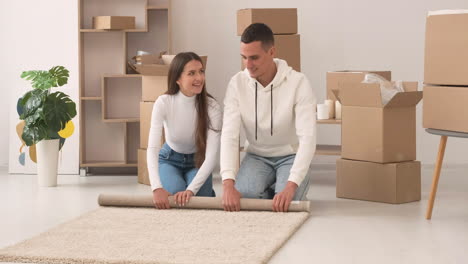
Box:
[43,91,77,132]
[22,122,48,146]
[24,110,43,126]
[49,66,69,87]
[20,66,69,90]
[20,89,47,119]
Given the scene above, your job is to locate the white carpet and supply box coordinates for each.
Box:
[0,207,309,264]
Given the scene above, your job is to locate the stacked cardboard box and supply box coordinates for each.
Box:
[423,11,468,132]
[138,77,168,185]
[137,56,208,185]
[237,8,301,72]
[332,73,423,204]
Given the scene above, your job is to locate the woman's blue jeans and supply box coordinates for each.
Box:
[158,143,215,197]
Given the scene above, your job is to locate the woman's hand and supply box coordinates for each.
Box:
[174,190,194,206]
[152,188,171,209]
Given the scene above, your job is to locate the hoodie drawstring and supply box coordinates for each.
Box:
[255,82,258,141]
[270,84,273,136]
[255,82,274,141]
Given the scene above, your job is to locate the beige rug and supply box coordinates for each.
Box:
[0,207,309,264]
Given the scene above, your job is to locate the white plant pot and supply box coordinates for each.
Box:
[36,139,60,187]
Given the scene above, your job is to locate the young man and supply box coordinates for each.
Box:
[221,23,317,212]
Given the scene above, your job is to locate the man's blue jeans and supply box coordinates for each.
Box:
[235,152,311,200]
[158,143,215,196]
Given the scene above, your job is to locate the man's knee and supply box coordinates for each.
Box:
[237,186,274,199]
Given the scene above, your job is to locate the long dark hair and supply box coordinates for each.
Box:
[166,52,216,168]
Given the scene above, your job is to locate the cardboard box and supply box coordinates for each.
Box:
[237,8,297,35]
[140,102,154,149]
[140,102,166,149]
[336,159,421,204]
[423,85,468,133]
[326,71,391,101]
[93,16,135,30]
[135,54,170,76]
[142,76,167,102]
[138,149,150,185]
[135,55,208,76]
[275,34,301,72]
[339,82,422,163]
[424,12,468,86]
[241,34,301,72]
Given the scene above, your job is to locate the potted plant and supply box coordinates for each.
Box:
[17,66,77,187]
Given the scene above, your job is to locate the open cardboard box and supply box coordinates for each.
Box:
[333,81,422,163]
[134,54,208,76]
[326,71,391,101]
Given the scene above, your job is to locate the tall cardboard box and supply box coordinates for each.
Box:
[339,82,422,163]
[142,76,167,102]
[140,102,155,149]
[424,12,468,86]
[336,159,421,204]
[241,34,301,72]
[237,8,297,35]
[274,34,300,72]
[423,85,468,133]
[138,149,150,185]
[326,71,391,101]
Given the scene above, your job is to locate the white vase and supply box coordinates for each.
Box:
[36,139,60,187]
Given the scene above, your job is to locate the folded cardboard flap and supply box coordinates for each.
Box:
[339,83,382,107]
[385,91,422,108]
[337,81,422,108]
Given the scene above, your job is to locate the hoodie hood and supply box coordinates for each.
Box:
[243,58,293,91]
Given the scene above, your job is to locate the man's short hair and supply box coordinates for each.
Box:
[241,23,274,51]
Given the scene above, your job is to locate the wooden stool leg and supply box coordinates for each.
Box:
[426,135,448,220]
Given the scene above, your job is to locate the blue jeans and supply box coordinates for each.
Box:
[235,152,311,201]
[158,143,215,197]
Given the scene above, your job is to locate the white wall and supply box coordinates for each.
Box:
[1,0,79,173]
[1,0,468,171]
[170,0,468,165]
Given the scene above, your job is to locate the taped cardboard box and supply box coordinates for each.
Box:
[326,71,391,101]
[423,85,468,133]
[142,76,167,102]
[237,8,297,35]
[241,34,301,72]
[140,102,166,149]
[337,81,422,163]
[424,12,468,86]
[138,149,150,185]
[93,16,135,30]
[336,159,421,204]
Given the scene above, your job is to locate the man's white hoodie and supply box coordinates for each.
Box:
[220,58,317,186]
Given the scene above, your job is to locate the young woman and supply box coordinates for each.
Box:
[147,52,222,209]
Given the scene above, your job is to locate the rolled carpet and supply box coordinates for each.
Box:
[98,193,311,212]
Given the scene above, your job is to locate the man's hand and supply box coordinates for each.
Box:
[174,190,194,206]
[222,179,241,212]
[152,188,171,209]
[272,181,298,212]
